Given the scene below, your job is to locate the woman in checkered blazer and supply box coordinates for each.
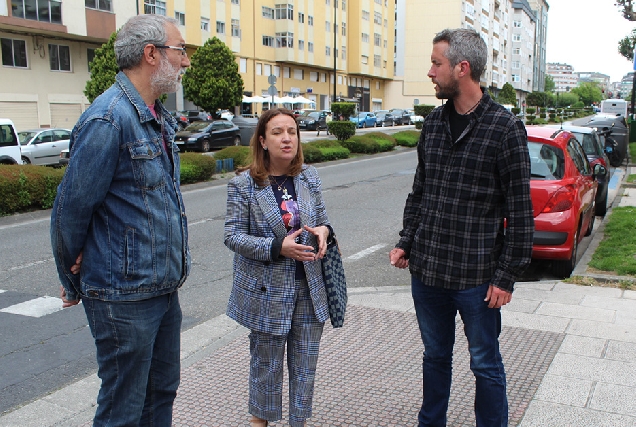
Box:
[224,108,333,427]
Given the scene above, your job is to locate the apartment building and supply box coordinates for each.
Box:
[547,62,578,93]
[0,0,395,130]
[0,0,136,130]
[526,0,547,92]
[577,71,610,94]
[510,0,535,107]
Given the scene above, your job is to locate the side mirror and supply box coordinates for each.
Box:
[593,163,607,178]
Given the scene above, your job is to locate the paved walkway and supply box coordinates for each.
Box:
[2,168,636,427]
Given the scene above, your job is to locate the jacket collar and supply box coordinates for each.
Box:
[115,72,176,129]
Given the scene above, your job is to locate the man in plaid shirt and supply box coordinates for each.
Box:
[390,28,534,427]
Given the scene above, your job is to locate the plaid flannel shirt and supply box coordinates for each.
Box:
[396,92,534,292]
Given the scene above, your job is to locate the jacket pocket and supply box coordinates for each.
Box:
[128,140,164,190]
[123,227,136,279]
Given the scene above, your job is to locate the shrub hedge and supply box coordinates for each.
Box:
[179,153,217,184]
[393,130,420,147]
[340,135,394,154]
[327,121,356,141]
[213,146,251,168]
[303,140,350,163]
[0,165,65,215]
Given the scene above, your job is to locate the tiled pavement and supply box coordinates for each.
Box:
[173,305,562,427]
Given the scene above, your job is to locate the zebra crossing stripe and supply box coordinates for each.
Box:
[0,296,63,318]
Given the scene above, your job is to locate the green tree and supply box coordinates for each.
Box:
[84,32,119,103]
[544,74,555,93]
[497,82,517,105]
[182,37,244,116]
[571,82,603,106]
[616,0,636,20]
[555,92,578,108]
[526,91,552,108]
[618,29,636,61]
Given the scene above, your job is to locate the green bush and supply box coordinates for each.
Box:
[330,102,357,120]
[302,145,323,163]
[526,107,536,115]
[393,130,420,147]
[179,153,217,181]
[340,135,393,154]
[213,146,251,168]
[304,140,350,162]
[327,121,356,141]
[415,121,423,130]
[365,132,397,146]
[414,104,435,118]
[0,165,65,215]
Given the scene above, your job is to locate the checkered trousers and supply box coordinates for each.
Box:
[248,279,325,427]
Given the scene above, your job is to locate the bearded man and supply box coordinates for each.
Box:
[51,14,191,427]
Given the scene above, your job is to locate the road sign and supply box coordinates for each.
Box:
[267,85,277,97]
[268,74,277,85]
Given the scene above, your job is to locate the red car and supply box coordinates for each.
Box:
[526,126,606,278]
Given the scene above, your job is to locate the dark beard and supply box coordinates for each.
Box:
[434,80,459,100]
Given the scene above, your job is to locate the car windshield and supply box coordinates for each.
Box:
[308,112,321,119]
[358,113,366,118]
[18,131,37,145]
[184,121,211,131]
[528,141,565,180]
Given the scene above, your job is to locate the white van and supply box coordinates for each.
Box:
[0,119,22,165]
[600,99,628,117]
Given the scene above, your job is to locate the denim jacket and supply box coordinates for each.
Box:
[51,72,190,302]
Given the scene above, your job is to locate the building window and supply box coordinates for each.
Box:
[85,0,111,11]
[374,33,381,46]
[298,12,304,23]
[361,33,369,43]
[513,20,521,27]
[342,0,346,10]
[513,48,520,55]
[256,63,262,75]
[201,18,209,31]
[326,46,331,56]
[308,15,313,25]
[276,32,294,48]
[384,39,387,48]
[342,22,346,36]
[512,74,520,82]
[239,58,247,73]
[231,0,239,3]
[143,0,166,16]
[374,12,381,24]
[326,0,330,4]
[513,33,521,42]
[49,44,71,71]
[231,19,240,37]
[264,64,271,75]
[362,10,369,20]
[283,67,290,77]
[262,6,274,19]
[275,4,293,20]
[174,11,185,26]
[341,46,346,60]
[274,65,280,76]
[216,21,225,34]
[374,55,381,67]
[361,55,368,65]
[12,0,62,23]
[1,38,27,68]
[310,71,318,82]
[294,69,304,80]
[262,36,274,47]
[308,42,313,52]
[298,40,304,50]
[326,21,331,32]
[87,47,95,71]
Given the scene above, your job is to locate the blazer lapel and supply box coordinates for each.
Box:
[255,184,288,240]
[295,173,311,243]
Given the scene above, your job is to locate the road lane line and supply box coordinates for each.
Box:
[0,296,63,318]
[346,244,387,261]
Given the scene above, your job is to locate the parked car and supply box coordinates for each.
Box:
[545,124,610,216]
[297,111,327,131]
[526,126,605,278]
[59,148,69,166]
[350,112,377,128]
[374,111,395,127]
[388,108,410,125]
[186,110,213,123]
[18,128,71,166]
[169,111,189,130]
[174,119,241,152]
[583,114,628,166]
[405,109,424,125]
[0,118,22,165]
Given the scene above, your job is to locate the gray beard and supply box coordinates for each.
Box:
[151,59,180,94]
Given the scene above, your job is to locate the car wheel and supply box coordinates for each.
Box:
[200,139,210,153]
[553,227,579,279]
[362,122,366,128]
[21,156,31,165]
[595,187,608,217]
[233,136,241,146]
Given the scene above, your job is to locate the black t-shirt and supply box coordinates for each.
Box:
[449,106,471,142]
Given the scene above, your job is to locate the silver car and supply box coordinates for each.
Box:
[18,128,71,166]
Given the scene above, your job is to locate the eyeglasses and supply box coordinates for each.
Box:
[154,45,187,56]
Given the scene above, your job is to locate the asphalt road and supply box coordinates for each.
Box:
[0,124,611,415]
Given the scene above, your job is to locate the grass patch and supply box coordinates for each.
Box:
[588,206,636,276]
[630,142,636,164]
[564,275,636,290]
[627,174,636,183]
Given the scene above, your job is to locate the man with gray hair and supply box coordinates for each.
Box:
[390,28,533,426]
[51,14,191,426]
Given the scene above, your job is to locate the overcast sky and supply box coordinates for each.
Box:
[546,0,635,82]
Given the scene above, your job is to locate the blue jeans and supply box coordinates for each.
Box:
[411,277,508,427]
[83,291,182,427]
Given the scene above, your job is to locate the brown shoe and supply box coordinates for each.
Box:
[249,415,268,427]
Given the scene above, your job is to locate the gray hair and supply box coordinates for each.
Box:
[433,28,487,82]
[114,15,179,70]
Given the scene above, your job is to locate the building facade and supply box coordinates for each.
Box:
[526,0,547,92]
[547,62,579,93]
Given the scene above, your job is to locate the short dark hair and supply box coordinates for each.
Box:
[433,28,487,82]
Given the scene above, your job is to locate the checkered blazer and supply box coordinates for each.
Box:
[224,165,331,335]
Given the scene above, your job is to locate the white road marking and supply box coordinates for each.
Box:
[0,296,64,318]
[346,244,387,261]
[0,289,5,294]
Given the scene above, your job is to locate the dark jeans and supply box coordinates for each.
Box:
[411,277,508,427]
[83,291,182,427]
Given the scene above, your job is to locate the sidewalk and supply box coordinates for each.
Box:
[2,171,636,426]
